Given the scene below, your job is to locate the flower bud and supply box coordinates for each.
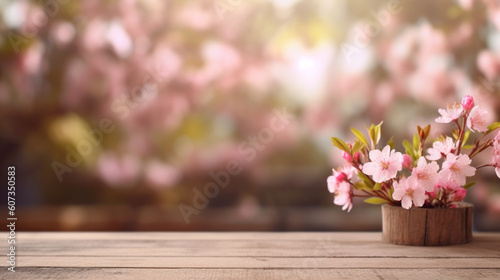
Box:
[452,188,467,202]
[427,191,436,199]
[353,152,360,162]
[461,95,475,111]
[402,154,413,170]
[342,151,352,162]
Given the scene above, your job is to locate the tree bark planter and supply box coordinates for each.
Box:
[382,203,473,246]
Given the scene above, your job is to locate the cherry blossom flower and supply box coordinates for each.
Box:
[461,95,475,111]
[362,145,403,183]
[392,176,427,209]
[435,172,461,191]
[440,153,476,186]
[327,166,356,212]
[492,131,500,178]
[467,106,488,132]
[327,170,349,193]
[411,157,439,192]
[333,185,353,212]
[435,103,464,123]
[426,137,456,161]
[328,165,357,189]
[492,152,500,179]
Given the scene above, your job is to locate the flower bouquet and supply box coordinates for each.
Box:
[328,95,500,245]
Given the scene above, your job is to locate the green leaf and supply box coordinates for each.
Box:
[462,144,474,150]
[413,133,421,150]
[462,130,471,147]
[352,140,365,154]
[351,127,369,147]
[423,125,431,139]
[486,122,500,135]
[387,186,394,199]
[364,197,388,204]
[367,125,376,148]
[357,171,374,189]
[387,136,395,150]
[366,122,383,149]
[331,137,350,153]
[374,121,383,145]
[402,140,416,160]
[373,182,382,191]
[353,182,370,190]
[463,182,476,189]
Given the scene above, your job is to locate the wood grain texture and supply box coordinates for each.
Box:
[1,232,499,279]
[2,268,500,280]
[382,203,473,246]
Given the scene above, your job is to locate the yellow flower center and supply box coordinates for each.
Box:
[381,161,390,170]
[406,189,414,198]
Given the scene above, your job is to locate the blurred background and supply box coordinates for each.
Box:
[1,0,499,231]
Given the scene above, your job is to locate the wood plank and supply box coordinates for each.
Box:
[12,231,500,241]
[16,231,389,241]
[9,233,500,258]
[1,268,500,280]
[4,256,500,269]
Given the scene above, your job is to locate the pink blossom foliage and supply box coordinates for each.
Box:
[467,106,489,132]
[392,176,427,209]
[362,145,403,183]
[440,154,476,186]
[435,103,464,124]
[411,157,439,192]
[426,137,456,161]
[492,131,500,179]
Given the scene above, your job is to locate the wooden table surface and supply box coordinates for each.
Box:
[1,232,500,279]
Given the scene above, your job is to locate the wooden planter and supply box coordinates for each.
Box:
[382,203,473,246]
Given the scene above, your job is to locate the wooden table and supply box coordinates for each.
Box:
[2,232,500,279]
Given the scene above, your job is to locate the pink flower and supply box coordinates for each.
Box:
[435,103,464,123]
[492,131,500,178]
[493,153,500,179]
[440,153,476,186]
[411,157,439,192]
[333,185,353,212]
[327,172,347,193]
[426,137,456,161]
[327,167,354,212]
[461,95,475,111]
[362,145,403,183]
[327,166,356,193]
[435,172,461,191]
[392,176,427,209]
[467,106,488,132]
